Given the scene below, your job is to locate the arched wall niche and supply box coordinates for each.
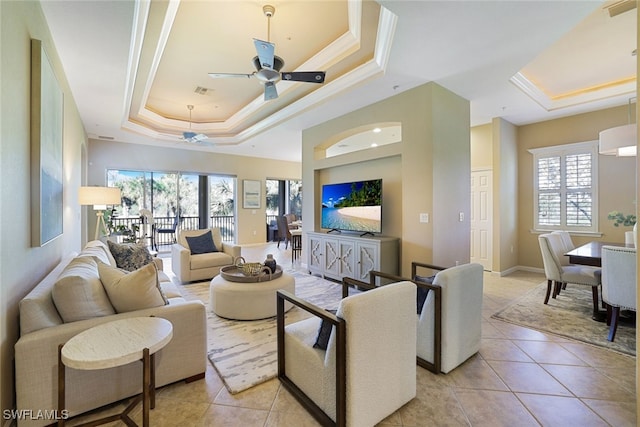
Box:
[314,122,402,160]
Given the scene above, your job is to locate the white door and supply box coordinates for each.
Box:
[470,170,493,271]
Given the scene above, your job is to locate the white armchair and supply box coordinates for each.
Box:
[171,228,241,284]
[412,262,484,373]
[601,245,636,341]
[277,281,416,427]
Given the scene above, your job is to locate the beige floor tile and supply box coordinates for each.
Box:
[594,365,637,395]
[445,357,509,391]
[195,404,269,427]
[481,321,507,339]
[512,340,588,365]
[157,366,224,404]
[265,409,323,427]
[541,364,636,402]
[479,338,535,362]
[398,385,470,426]
[582,399,637,427]
[454,389,539,427]
[490,321,555,341]
[130,395,210,427]
[487,361,571,395]
[517,393,608,426]
[559,341,636,369]
[213,377,280,410]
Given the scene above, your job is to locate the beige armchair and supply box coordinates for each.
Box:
[277,281,416,426]
[171,228,240,284]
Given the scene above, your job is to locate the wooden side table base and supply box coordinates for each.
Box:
[58,345,158,427]
[57,318,171,427]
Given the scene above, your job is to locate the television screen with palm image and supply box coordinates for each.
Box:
[321,179,382,235]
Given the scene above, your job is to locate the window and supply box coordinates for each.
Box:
[529,141,598,233]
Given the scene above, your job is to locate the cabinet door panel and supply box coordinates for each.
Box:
[357,242,378,282]
[323,238,341,277]
[308,235,324,273]
[338,240,356,279]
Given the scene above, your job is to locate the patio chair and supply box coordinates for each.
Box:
[601,245,636,341]
[155,214,180,247]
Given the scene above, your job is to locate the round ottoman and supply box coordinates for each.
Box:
[209,272,295,320]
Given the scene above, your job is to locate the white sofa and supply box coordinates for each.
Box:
[171,228,241,283]
[15,240,207,427]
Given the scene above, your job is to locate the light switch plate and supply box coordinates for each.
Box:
[419,213,429,223]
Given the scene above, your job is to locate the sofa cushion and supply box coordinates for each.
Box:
[84,240,117,266]
[78,244,114,266]
[51,257,116,323]
[185,230,217,254]
[98,262,168,313]
[107,240,153,272]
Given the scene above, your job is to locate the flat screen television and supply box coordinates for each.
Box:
[321,179,382,234]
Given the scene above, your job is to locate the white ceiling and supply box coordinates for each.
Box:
[40,0,636,163]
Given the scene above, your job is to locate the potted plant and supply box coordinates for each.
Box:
[607,211,637,246]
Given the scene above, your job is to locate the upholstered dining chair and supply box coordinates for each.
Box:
[601,245,636,341]
[277,281,416,427]
[276,215,292,249]
[538,233,601,318]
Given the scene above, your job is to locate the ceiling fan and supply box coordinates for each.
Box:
[181,105,211,144]
[208,4,326,101]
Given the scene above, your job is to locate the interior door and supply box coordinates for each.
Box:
[470,170,493,271]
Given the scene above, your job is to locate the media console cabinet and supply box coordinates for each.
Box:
[307,231,399,282]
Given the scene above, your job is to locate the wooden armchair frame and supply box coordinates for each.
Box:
[342,264,444,374]
[277,290,347,426]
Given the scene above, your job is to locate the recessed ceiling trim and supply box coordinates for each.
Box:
[120,0,151,129]
[132,0,361,134]
[510,71,636,111]
[374,6,398,67]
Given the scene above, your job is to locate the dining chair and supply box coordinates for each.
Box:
[601,245,636,341]
[276,215,292,249]
[538,233,601,319]
[552,230,575,293]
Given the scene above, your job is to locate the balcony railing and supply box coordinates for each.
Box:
[110,215,235,247]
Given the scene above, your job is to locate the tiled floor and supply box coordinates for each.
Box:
[69,243,637,426]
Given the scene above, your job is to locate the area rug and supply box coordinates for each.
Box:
[492,282,636,356]
[181,271,353,394]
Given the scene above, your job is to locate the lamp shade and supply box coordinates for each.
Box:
[78,186,121,206]
[599,123,637,156]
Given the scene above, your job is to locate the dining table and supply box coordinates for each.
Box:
[564,241,631,267]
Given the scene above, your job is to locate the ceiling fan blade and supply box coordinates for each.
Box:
[254,39,275,69]
[208,72,253,79]
[264,82,278,100]
[281,71,326,84]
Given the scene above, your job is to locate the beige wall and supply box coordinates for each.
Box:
[0,1,86,412]
[517,105,636,269]
[88,139,301,244]
[302,82,470,277]
[470,123,493,170]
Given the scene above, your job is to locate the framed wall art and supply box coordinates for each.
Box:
[31,39,64,247]
[243,179,261,209]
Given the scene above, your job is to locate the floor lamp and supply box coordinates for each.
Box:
[79,186,122,240]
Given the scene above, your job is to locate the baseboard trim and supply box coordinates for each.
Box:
[493,265,544,277]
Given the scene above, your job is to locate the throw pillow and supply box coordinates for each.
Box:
[52,256,116,323]
[313,309,338,350]
[107,240,153,272]
[185,230,217,255]
[414,274,436,315]
[98,261,168,313]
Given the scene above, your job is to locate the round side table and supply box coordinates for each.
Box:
[58,317,173,427]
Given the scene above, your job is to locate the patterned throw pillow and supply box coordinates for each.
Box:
[107,240,153,272]
[185,230,218,255]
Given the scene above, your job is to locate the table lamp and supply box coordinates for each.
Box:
[79,186,122,240]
